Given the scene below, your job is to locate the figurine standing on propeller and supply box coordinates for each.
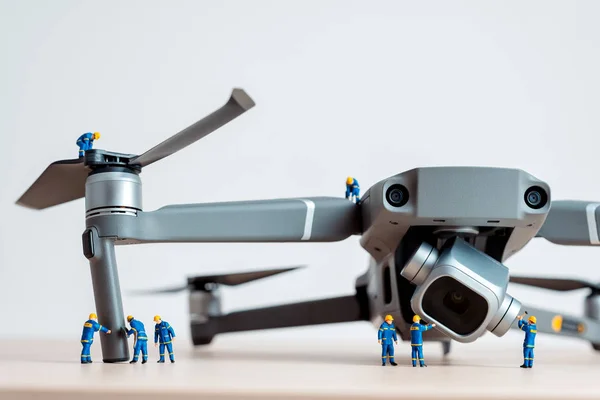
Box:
[75,132,100,157]
[517,311,537,368]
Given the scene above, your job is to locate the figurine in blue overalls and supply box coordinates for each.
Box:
[377,314,398,366]
[154,315,176,363]
[76,132,100,157]
[126,315,149,364]
[345,177,360,203]
[80,313,111,364]
[410,315,436,367]
[517,314,537,368]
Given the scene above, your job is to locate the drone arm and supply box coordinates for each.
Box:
[96,197,361,243]
[511,303,600,345]
[190,286,370,343]
[536,200,600,245]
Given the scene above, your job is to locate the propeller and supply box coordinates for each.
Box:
[15,88,255,210]
[129,266,304,295]
[509,275,600,293]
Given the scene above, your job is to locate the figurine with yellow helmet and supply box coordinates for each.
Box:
[345,176,360,203]
[80,312,111,364]
[126,315,149,364]
[409,314,436,367]
[517,312,537,368]
[153,315,176,363]
[76,131,101,157]
[377,314,398,366]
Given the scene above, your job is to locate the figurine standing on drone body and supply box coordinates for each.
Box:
[410,315,436,367]
[80,313,111,364]
[377,314,398,366]
[154,315,176,363]
[345,176,360,203]
[76,132,100,157]
[126,315,149,364]
[517,313,537,368]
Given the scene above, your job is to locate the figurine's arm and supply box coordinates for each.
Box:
[392,327,398,342]
[517,320,527,330]
[536,200,600,245]
[167,324,175,339]
[377,325,383,341]
[154,327,159,343]
[93,321,109,334]
[91,197,361,243]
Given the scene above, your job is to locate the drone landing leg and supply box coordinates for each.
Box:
[84,228,129,362]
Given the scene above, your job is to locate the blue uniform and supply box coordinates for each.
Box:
[410,322,433,366]
[76,132,96,157]
[80,319,109,363]
[154,321,176,362]
[377,321,397,365]
[518,320,537,367]
[127,319,148,362]
[345,179,360,202]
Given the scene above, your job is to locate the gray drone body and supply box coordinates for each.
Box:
[16,88,600,362]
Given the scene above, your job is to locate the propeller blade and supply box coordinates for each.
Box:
[129,88,255,168]
[128,284,190,295]
[15,158,88,210]
[509,275,600,292]
[187,266,304,287]
[128,266,304,295]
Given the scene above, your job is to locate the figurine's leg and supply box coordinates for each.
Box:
[86,231,129,363]
[525,347,533,368]
[353,188,360,202]
[167,342,174,362]
[388,344,396,365]
[411,347,417,367]
[81,342,91,364]
[131,341,140,363]
[158,343,165,362]
[141,341,148,363]
[418,346,425,367]
[381,345,386,365]
[521,347,527,368]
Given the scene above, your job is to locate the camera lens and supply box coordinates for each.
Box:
[444,290,469,315]
[385,184,409,207]
[524,186,548,209]
[421,277,488,336]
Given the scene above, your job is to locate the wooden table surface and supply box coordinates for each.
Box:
[0,335,598,399]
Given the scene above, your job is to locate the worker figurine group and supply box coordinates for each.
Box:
[80,314,176,364]
[378,313,536,368]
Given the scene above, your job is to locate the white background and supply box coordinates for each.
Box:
[1,0,599,351]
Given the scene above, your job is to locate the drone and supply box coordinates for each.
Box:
[16,88,600,363]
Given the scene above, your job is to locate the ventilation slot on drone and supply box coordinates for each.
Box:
[383,265,392,304]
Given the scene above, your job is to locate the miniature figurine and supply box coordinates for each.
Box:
[517,313,537,368]
[154,315,176,363]
[80,313,111,364]
[377,314,398,366]
[126,315,149,364]
[76,132,100,157]
[410,315,435,367]
[345,176,360,203]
